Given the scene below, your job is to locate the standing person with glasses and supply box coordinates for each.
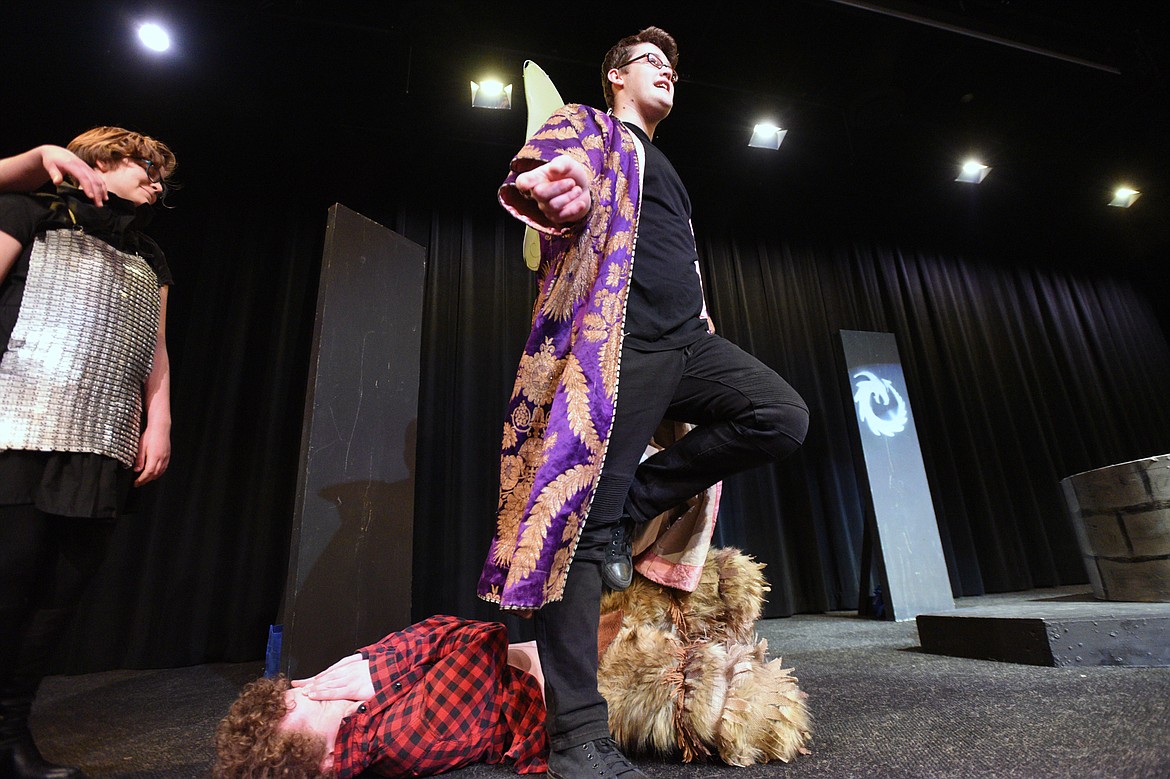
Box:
[0,126,176,779]
[480,26,809,779]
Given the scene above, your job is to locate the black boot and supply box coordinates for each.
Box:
[0,697,88,779]
[600,517,634,591]
[547,737,647,779]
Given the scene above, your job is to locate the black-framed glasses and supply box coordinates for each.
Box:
[131,157,163,183]
[617,52,679,83]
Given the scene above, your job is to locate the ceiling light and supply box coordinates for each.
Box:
[137,22,171,52]
[1108,186,1141,208]
[471,80,512,110]
[955,159,990,183]
[748,123,787,150]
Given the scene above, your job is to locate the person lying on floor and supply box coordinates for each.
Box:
[213,615,547,778]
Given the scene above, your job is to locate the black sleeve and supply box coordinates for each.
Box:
[0,193,46,247]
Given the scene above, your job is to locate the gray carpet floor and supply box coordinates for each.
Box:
[31,587,1170,778]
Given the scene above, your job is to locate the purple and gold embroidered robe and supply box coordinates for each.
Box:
[477,104,642,610]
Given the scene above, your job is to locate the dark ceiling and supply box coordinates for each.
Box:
[4,0,1168,263]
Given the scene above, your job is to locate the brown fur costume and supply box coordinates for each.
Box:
[597,548,812,766]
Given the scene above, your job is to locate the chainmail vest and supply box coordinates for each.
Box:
[0,229,160,467]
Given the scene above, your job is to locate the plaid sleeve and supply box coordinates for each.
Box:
[499,664,549,773]
[334,617,547,777]
[333,619,453,778]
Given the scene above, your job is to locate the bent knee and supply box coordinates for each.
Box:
[752,399,809,459]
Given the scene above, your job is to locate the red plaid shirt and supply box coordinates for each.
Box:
[331,616,547,778]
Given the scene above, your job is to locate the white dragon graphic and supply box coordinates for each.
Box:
[852,370,908,437]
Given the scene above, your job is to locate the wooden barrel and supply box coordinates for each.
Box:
[1060,454,1170,602]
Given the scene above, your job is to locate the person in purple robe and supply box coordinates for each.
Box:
[479,26,810,779]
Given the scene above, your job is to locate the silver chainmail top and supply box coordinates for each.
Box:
[0,229,160,467]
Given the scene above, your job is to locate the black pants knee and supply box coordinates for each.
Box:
[589,332,808,528]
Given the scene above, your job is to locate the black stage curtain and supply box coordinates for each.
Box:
[55,198,1170,672]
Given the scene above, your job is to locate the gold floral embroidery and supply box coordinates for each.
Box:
[606,227,634,257]
[544,543,574,601]
[606,149,624,177]
[531,125,585,142]
[583,288,621,342]
[493,431,553,568]
[511,403,532,433]
[566,147,590,168]
[541,242,582,321]
[542,230,600,322]
[530,406,549,436]
[509,460,599,581]
[606,259,630,289]
[529,461,598,530]
[562,510,583,543]
[509,518,549,582]
[562,354,600,455]
[500,454,525,492]
[599,330,622,400]
[578,279,626,401]
[617,181,635,222]
[514,338,564,406]
[501,422,517,451]
[493,487,524,567]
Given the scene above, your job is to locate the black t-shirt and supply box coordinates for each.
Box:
[0,186,171,352]
[621,122,707,351]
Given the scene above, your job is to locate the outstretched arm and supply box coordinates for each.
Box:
[512,155,592,226]
[0,145,107,205]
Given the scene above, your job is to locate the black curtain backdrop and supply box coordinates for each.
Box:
[53,188,1170,674]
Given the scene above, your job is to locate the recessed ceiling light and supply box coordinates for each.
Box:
[471,80,512,110]
[1108,186,1141,207]
[748,122,787,150]
[138,22,171,52]
[955,159,990,183]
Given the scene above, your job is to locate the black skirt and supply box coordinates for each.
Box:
[0,449,137,518]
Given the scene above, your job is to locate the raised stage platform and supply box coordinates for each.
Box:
[916,587,1170,667]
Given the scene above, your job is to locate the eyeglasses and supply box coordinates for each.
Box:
[131,157,164,183]
[617,52,679,83]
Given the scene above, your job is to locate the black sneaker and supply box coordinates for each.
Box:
[547,737,647,779]
[601,517,634,591]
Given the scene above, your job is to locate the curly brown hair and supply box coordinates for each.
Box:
[601,26,680,109]
[212,675,332,779]
[66,126,177,181]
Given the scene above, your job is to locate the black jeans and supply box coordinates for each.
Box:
[535,332,809,750]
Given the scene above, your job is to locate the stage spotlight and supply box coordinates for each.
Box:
[138,22,171,52]
[955,159,990,183]
[471,80,512,110]
[748,122,787,150]
[1108,186,1141,208]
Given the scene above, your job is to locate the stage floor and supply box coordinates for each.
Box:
[31,586,1170,778]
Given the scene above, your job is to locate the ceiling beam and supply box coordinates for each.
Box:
[822,0,1122,74]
